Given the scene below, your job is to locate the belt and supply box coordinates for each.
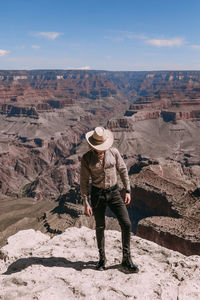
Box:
[92,184,118,193]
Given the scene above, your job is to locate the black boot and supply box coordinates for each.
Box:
[96,225,106,270]
[122,254,139,273]
[96,253,106,270]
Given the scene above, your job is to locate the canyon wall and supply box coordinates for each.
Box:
[0,70,200,255]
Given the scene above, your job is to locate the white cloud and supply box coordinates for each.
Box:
[32,45,40,49]
[0,49,10,57]
[190,45,200,50]
[146,38,184,47]
[104,30,147,42]
[69,66,91,70]
[104,31,185,49]
[36,32,63,40]
[22,66,31,70]
[79,66,91,70]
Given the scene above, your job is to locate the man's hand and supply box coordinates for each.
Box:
[124,193,131,205]
[85,204,93,216]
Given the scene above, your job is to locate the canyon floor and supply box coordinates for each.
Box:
[0,227,200,300]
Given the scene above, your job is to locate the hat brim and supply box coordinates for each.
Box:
[86,129,114,151]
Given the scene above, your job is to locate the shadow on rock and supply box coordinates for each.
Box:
[3,257,131,275]
[3,257,96,275]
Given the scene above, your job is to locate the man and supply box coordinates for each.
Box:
[80,126,139,273]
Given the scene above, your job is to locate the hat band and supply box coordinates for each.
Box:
[89,135,106,145]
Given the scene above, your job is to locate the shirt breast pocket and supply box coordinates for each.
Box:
[105,156,116,169]
[89,162,102,172]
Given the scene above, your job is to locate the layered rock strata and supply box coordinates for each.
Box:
[137,217,200,256]
[129,163,200,256]
[0,69,200,257]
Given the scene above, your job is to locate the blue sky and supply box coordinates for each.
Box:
[0,0,200,71]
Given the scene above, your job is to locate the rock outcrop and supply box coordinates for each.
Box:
[137,217,200,256]
[0,227,200,300]
[129,162,200,256]
[1,104,39,118]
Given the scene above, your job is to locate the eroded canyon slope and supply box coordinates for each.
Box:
[0,70,200,255]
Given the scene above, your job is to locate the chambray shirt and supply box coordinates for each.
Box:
[80,147,130,204]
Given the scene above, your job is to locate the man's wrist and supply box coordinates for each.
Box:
[126,189,130,194]
[82,195,89,207]
[84,200,90,207]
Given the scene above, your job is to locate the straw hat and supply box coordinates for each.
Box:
[86,126,114,151]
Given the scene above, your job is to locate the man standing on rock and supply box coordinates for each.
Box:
[80,126,139,273]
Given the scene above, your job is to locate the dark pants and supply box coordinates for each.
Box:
[91,184,131,258]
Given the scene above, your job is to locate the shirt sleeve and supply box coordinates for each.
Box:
[115,148,131,191]
[80,155,90,205]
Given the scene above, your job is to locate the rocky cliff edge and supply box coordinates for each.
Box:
[0,227,199,300]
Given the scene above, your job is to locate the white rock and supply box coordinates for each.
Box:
[1,229,50,258]
[0,226,199,300]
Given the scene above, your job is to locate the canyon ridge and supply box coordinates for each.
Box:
[0,70,199,256]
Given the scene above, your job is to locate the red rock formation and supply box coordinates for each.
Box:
[128,164,200,256]
[107,118,134,131]
[1,104,38,118]
[137,217,200,256]
[161,109,200,122]
[0,69,200,255]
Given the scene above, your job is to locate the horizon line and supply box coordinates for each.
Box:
[1,68,200,73]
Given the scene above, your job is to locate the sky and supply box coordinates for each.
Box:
[0,0,200,71]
